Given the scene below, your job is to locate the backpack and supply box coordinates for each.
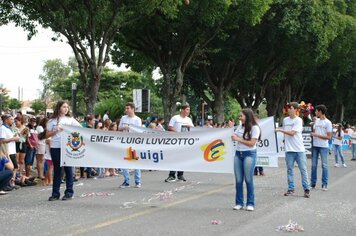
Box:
[28,131,39,148]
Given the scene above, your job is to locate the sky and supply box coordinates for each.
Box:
[0,23,74,101]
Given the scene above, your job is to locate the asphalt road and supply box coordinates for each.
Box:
[1,151,355,236]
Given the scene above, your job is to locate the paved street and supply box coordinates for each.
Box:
[1,151,355,236]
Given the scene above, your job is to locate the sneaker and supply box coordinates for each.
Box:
[135,183,141,188]
[304,189,310,198]
[342,163,347,168]
[322,185,328,191]
[334,163,339,167]
[165,176,176,183]
[246,206,254,211]
[177,176,187,182]
[233,205,243,210]
[284,190,295,196]
[119,182,130,188]
[48,196,60,201]
[62,195,73,200]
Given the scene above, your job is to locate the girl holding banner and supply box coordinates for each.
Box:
[231,108,261,211]
[46,101,81,201]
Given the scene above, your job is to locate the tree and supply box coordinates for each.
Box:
[113,0,235,122]
[31,99,46,114]
[5,0,182,114]
[8,98,22,110]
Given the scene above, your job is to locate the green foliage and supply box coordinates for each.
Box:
[8,98,22,110]
[31,99,46,114]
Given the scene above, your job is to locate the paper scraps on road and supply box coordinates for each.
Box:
[276,220,305,232]
[119,181,201,209]
[211,220,222,225]
[80,192,115,198]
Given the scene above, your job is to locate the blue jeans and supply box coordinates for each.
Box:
[311,147,328,187]
[234,150,256,207]
[285,152,310,191]
[333,144,345,164]
[122,169,141,185]
[352,144,356,159]
[51,148,73,198]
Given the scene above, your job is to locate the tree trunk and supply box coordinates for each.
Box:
[83,70,101,115]
[212,87,225,124]
[161,71,178,123]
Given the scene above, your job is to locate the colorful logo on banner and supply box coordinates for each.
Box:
[66,132,85,151]
[201,139,226,162]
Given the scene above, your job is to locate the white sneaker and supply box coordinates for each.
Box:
[233,205,243,210]
[322,186,328,191]
[334,163,339,167]
[342,163,347,168]
[246,206,254,211]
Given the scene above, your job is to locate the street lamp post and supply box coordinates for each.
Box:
[201,101,207,127]
[71,83,77,118]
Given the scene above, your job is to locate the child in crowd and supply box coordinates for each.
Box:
[43,138,53,186]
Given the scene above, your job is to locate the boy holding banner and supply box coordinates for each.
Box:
[275,102,311,198]
[165,104,194,183]
[118,102,142,188]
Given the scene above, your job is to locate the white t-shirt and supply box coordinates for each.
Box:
[313,118,332,148]
[350,131,356,144]
[0,125,16,155]
[168,115,194,132]
[46,116,81,148]
[333,130,344,146]
[282,116,305,152]
[119,115,142,132]
[36,125,46,145]
[103,114,109,121]
[234,125,260,151]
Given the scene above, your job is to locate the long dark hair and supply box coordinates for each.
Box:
[336,123,343,137]
[241,108,261,141]
[51,101,71,120]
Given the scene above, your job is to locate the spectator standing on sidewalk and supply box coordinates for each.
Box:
[275,102,311,198]
[310,105,332,191]
[0,114,19,188]
[165,103,194,183]
[333,123,346,168]
[349,126,356,161]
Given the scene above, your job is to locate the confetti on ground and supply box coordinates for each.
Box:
[211,220,222,225]
[80,192,114,198]
[276,220,305,232]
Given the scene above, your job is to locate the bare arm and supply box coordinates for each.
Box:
[311,132,332,140]
[275,128,297,137]
[231,134,258,147]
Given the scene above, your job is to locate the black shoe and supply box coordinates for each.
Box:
[311,184,316,189]
[62,195,73,200]
[177,176,187,182]
[304,189,311,198]
[73,178,78,182]
[3,186,14,192]
[284,190,295,196]
[48,196,60,201]
[165,176,176,183]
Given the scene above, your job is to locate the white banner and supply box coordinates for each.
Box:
[256,117,279,167]
[61,126,235,173]
[60,116,280,171]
